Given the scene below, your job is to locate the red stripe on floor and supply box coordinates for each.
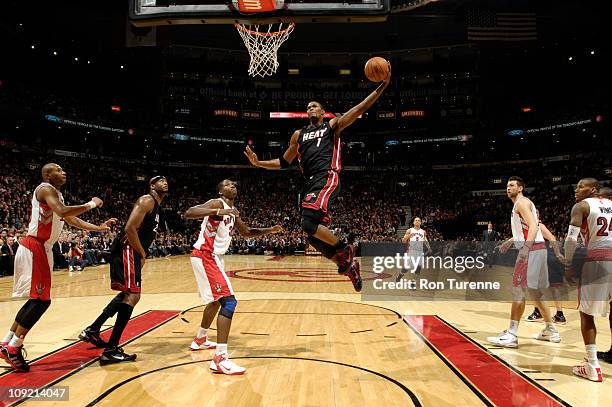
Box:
[405,315,565,407]
[0,310,178,406]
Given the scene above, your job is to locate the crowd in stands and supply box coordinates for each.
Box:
[1,149,609,276]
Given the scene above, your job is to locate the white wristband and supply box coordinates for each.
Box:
[86,201,97,210]
[216,209,220,216]
[566,225,580,241]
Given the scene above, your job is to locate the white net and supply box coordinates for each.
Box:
[235,22,295,78]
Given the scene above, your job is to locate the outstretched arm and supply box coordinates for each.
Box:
[244,130,299,170]
[39,186,103,218]
[234,216,283,237]
[64,217,118,232]
[330,61,391,133]
[184,199,239,220]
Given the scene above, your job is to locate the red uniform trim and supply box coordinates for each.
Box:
[20,236,52,301]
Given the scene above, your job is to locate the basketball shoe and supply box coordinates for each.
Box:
[534,326,561,343]
[99,346,137,365]
[597,349,612,364]
[336,244,354,275]
[79,328,108,348]
[1,346,29,372]
[572,361,603,382]
[524,308,543,322]
[210,353,246,375]
[190,336,217,351]
[553,312,567,325]
[486,330,518,348]
[347,260,362,292]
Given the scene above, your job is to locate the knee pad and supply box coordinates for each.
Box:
[301,216,319,236]
[218,296,237,320]
[16,299,51,329]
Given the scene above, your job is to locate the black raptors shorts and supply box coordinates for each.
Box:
[300,170,341,223]
[110,244,142,293]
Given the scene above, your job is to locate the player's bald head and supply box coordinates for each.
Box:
[41,163,59,180]
[580,177,600,190]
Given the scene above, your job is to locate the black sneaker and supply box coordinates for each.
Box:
[1,345,30,372]
[597,349,612,364]
[100,346,137,365]
[79,328,108,348]
[347,260,362,292]
[336,245,354,275]
[553,313,567,325]
[525,309,543,322]
[396,269,407,283]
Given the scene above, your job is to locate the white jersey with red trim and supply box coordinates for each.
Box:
[405,227,426,252]
[26,182,65,246]
[193,198,235,255]
[510,196,544,247]
[580,197,612,250]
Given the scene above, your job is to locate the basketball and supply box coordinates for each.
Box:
[364,57,389,82]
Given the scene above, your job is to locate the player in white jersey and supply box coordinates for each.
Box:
[184,179,282,375]
[0,163,115,372]
[397,217,431,281]
[488,176,561,348]
[564,178,612,381]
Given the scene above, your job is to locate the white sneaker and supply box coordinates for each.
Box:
[487,330,518,348]
[68,266,74,272]
[572,361,603,382]
[534,327,561,343]
[190,336,217,351]
[210,353,246,375]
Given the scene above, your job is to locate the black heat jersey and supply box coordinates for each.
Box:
[297,121,341,176]
[111,195,160,252]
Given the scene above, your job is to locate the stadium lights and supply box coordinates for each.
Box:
[288,68,299,75]
[521,106,532,113]
[590,50,595,55]
[568,56,573,61]
[339,69,351,75]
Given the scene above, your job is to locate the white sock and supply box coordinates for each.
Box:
[2,331,15,344]
[8,335,23,349]
[586,344,599,366]
[197,327,207,339]
[545,322,556,331]
[216,343,228,355]
[508,320,519,335]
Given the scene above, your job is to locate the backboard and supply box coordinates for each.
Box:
[130,0,390,26]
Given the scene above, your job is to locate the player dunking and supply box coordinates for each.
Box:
[397,217,431,281]
[0,163,114,372]
[244,63,392,292]
[185,180,282,375]
[79,176,168,365]
[487,176,561,348]
[564,178,612,382]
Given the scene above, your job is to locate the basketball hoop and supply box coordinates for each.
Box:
[235,22,295,78]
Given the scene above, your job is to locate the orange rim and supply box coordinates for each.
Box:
[234,22,295,37]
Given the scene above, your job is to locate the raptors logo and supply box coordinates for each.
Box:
[36,283,45,295]
[214,282,223,293]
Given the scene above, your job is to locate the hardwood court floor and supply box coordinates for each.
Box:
[0,255,611,406]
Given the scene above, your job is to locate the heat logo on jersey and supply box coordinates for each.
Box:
[305,193,317,202]
[302,129,325,142]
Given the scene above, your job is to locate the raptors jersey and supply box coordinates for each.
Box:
[406,227,426,252]
[297,122,341,175]
[511,197,544,247]
[27,183,65,246]
[193,199,235,255]
[580,197,612,251]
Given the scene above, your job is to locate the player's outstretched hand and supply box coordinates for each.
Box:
[270,225,283,234]
[221,208,240,217]
[244,146,259,167]
[91,197,104,208]
[383,61,391,85]
[98,218,118,231]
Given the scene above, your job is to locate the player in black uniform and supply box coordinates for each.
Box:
[244,63,391,291]
[79,175,168,364]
